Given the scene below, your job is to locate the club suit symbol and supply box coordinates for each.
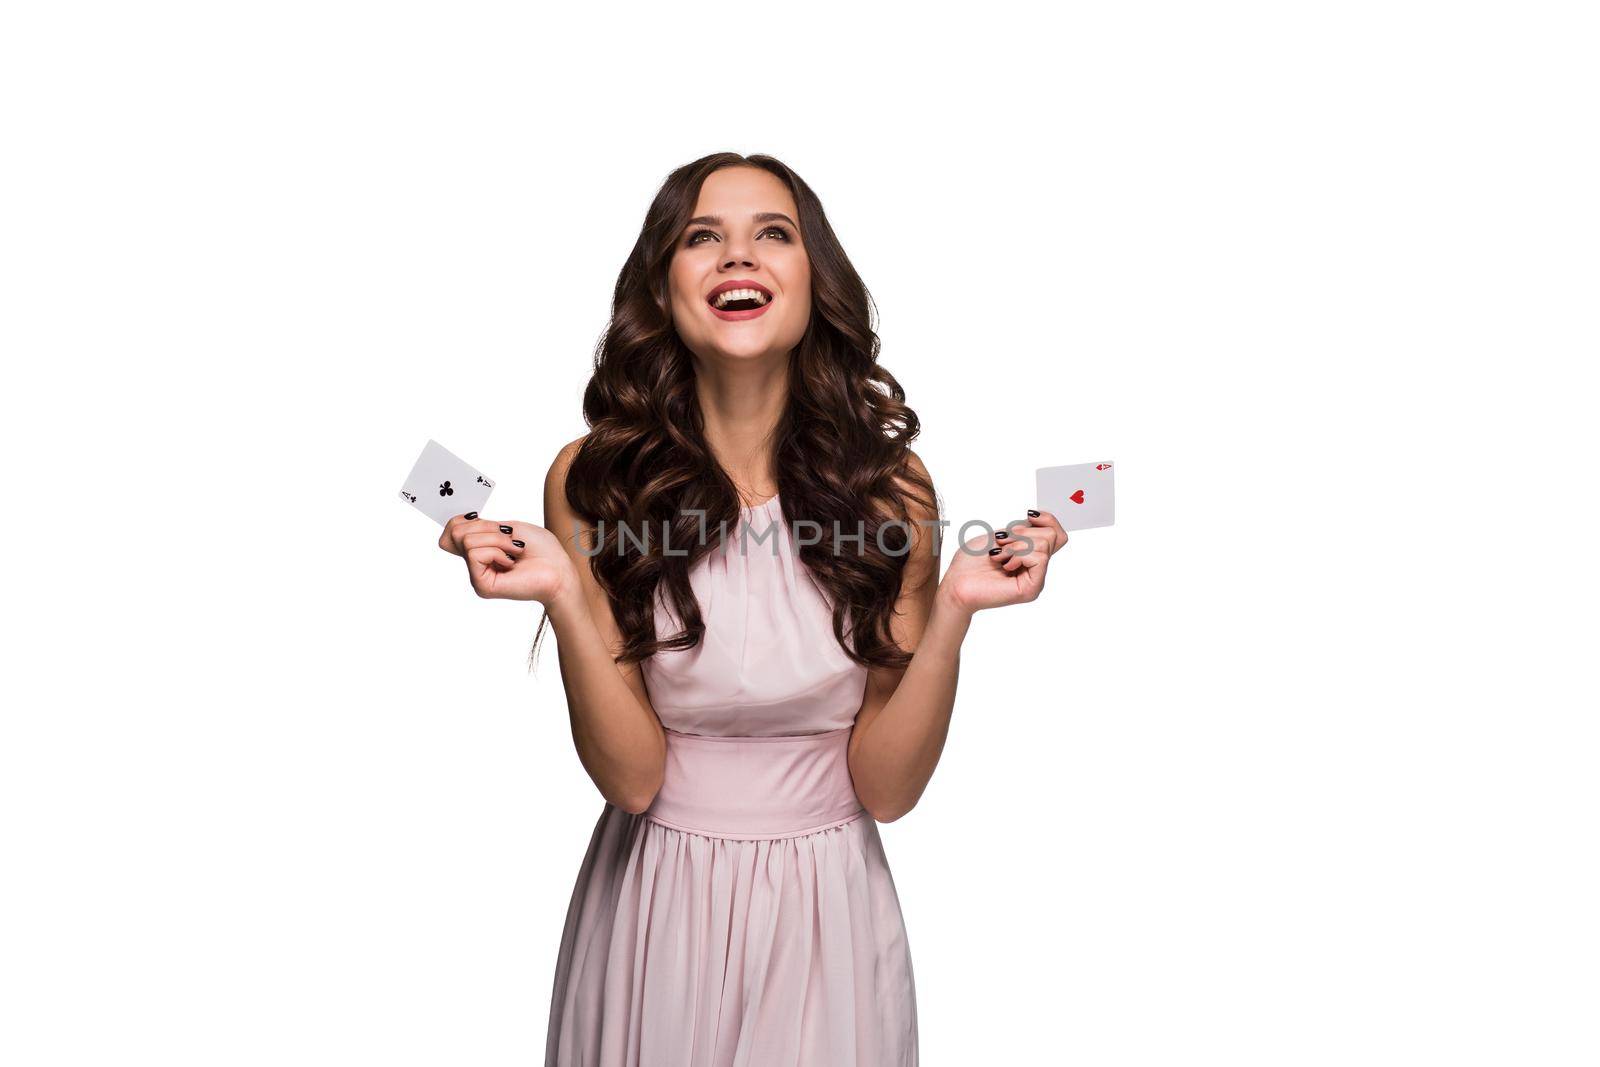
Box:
[476,475,494,487]
[438,479,455,498]
[400,490,417,503]
[1070,489,1086,504]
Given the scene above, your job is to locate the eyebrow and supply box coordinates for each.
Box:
[685,212,798,228]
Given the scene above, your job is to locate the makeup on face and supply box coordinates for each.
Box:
[667,166,811,359]
[706,279,774,321]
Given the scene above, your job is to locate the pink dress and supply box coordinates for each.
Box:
[545,493,920,1066]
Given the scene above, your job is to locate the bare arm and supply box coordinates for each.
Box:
[848,451,1068,822]
[847,452,966,822]
[541,436,665,813]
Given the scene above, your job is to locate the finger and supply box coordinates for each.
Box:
[461,530,525,561]
[440,515,494,555]
[1027,509,1070,553]
[441,511,486,537]
[466,545,515,577]
[460,529,522,550]
[488,521,533,552]
[987,545,1023,574]
[996,535,1052,573]
[996,547,1047,580]
[439,516,464,554]
[1009,544,1048,572]
[996,528,1058,559]
[485,519,532,540]
[1001,518,1059,544]
[996,521,1058,549]
[963,531,997,553]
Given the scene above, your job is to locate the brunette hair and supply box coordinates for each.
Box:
[532,151,936,671]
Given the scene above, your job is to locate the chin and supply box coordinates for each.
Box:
[709,339,785,361]
[693,325,802,362]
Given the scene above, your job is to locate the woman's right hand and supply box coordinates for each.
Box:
[439,513,579,605]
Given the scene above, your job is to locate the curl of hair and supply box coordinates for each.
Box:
[536,152,937,672]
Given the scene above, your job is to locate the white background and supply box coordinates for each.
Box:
[4,2,1597,1063]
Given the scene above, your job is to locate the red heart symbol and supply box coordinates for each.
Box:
[1070,489,1086,504]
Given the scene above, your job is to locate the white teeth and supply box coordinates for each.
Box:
[713,288,770,309]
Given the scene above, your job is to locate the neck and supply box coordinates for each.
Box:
[693,352,789,499]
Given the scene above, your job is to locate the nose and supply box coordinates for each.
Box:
[720,234,758,271]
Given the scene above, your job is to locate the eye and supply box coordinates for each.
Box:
[685,229,717,246]
[759,226,791,241]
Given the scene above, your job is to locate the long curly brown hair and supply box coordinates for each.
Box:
[533,151,936,672]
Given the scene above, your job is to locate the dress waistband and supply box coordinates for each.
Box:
[643,725,866,840]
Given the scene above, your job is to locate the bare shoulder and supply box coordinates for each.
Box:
[543,433,591,544]
[540,431,643,675]
[545,432,589,491]
[893,447,940,524]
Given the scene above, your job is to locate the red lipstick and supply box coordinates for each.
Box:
[705,279,775,321]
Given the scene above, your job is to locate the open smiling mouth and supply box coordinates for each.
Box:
[707,281,774,321]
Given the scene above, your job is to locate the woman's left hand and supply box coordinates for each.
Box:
[936,509,1069,615]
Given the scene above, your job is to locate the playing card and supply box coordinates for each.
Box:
[399,439,495,525]
[1035,461,1115,531]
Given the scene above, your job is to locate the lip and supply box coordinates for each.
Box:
[706,278,775,322]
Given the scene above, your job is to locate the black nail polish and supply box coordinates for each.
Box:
[988,547,1002,556]
[995,531,1008,540]
[1027,509,1040,518]
[499,525,513,534]
[464,512,478,520]
[511,539,525,548]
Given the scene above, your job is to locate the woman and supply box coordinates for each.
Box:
[439,152,1067,1066]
